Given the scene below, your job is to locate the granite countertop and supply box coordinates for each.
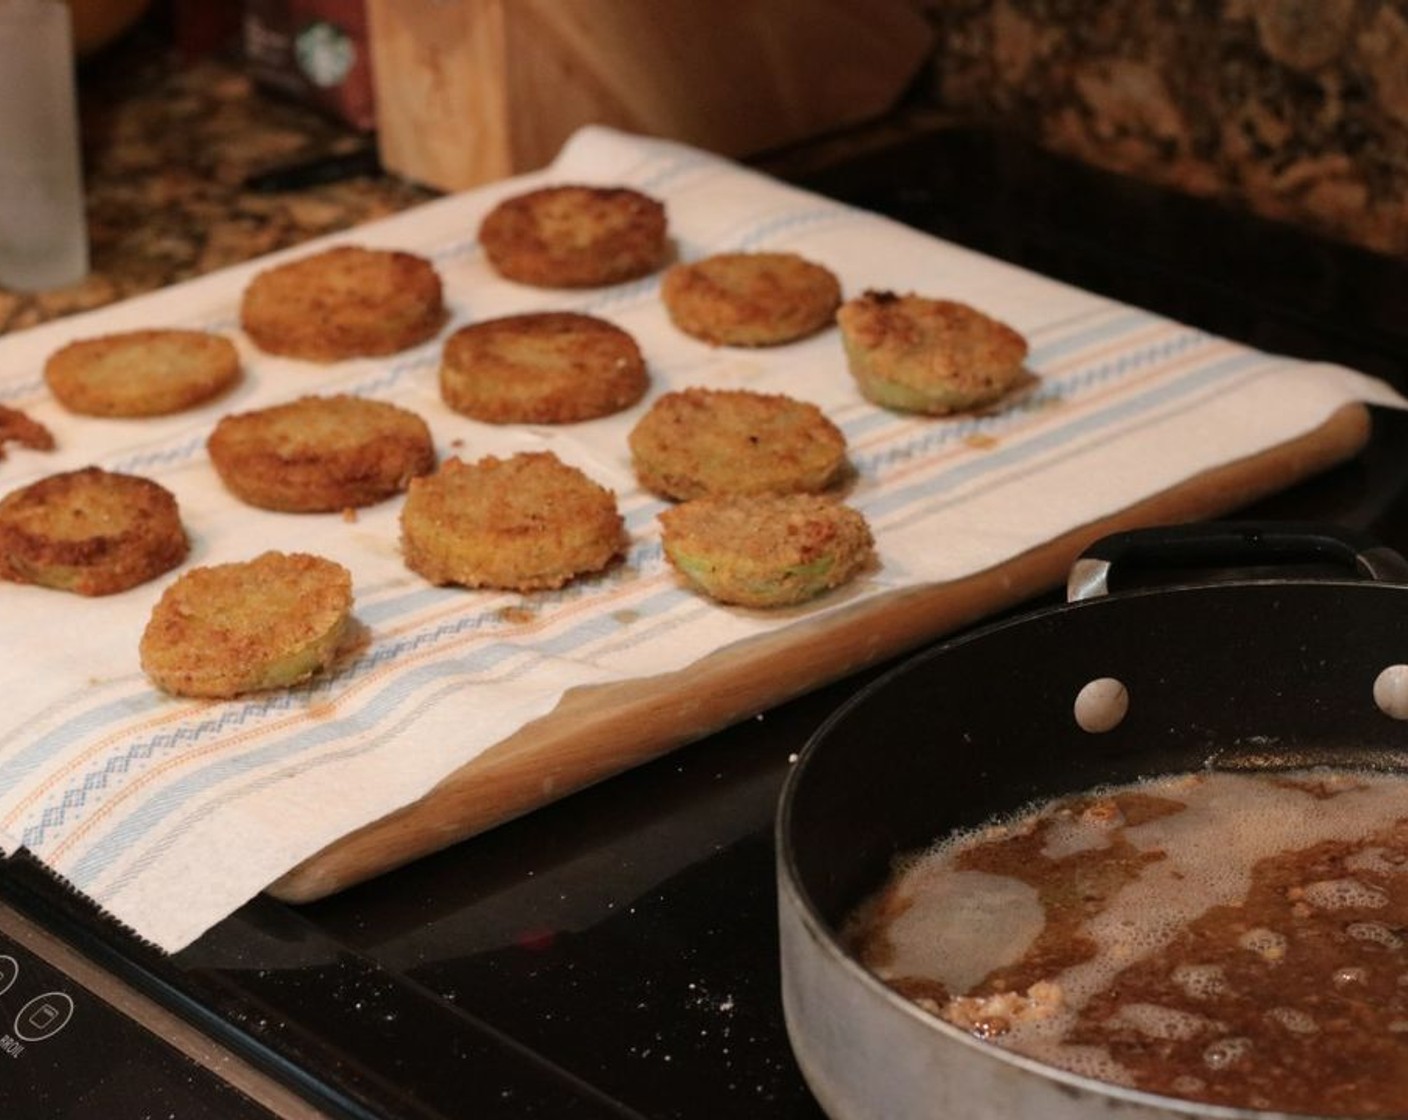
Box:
[1,38,948,339]
[0,44,436,336]
[10,5,1406,338]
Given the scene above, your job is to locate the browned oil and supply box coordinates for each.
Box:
[846,769,1408,1115]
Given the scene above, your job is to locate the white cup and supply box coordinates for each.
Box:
[0,0,89,292]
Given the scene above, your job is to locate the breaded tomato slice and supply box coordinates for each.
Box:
[140,551,353,698]
[661,251,840,347]
[837,290,1030,415]
[439,312,647,424]
[0,467,188,596]
[479,185,667,288]
[400,452,625,591]
[0,404,54,460]
[660,493,874,608]
[240,245,446,362]
[629,388,848,501]
[208,394,435,512]
[45,329,241,417]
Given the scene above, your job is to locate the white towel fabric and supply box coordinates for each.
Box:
[0,126,1399,951]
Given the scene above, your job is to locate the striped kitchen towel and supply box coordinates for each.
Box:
[0,126,1400,951]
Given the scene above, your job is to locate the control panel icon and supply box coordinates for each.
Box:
[14,992,73,1042]
[0,955,15,998]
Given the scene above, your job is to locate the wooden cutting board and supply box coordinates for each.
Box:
[268,401,1372,902]
[365,0,935,191]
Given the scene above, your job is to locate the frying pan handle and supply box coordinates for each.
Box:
[1067,521,1408,602]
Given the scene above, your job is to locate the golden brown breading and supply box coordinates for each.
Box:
[478,185,668,288]
[0,467,188,596]
[207,394,436,513]
[44,329,241,417]
[836,290,1030,415]
[628,387,848,501]
[400,452,625,591]
[660,251,841,347]
[659,493,874,608]
[439,311,648,424]
[0,404,55,460]
[140,551,353,699]
[239,245,446,362]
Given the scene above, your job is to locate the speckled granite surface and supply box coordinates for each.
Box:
[0,41,433,335]
[0,31,941,336]
[919,0,1408,255]
[9,3,1407,335]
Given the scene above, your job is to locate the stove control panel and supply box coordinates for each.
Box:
[0,913,283,1118]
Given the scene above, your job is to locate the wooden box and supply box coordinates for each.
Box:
[365,0,934,191]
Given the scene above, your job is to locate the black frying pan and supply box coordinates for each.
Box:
[778,522,1408,1120]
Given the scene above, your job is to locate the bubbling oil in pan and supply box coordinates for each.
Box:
[844,768,1408,1116]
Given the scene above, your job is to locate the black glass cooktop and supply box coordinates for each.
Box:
[4,126,1408,1119]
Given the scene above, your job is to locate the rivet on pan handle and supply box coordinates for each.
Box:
[1066,521,1408,602]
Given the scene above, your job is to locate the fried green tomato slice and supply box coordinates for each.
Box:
[208,394,436,512]
[439,311,648,424]
[628,387,848,501]
[140,551,353,699]
[661,251,841,347]
[0,404,55,461]
[0,467,188,596]
[478,185,668,288]
[44,328,242,418]
[240,245,447,362]
[836,290,1030,415]
[659,494,874,608]
[400,451,625,591]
